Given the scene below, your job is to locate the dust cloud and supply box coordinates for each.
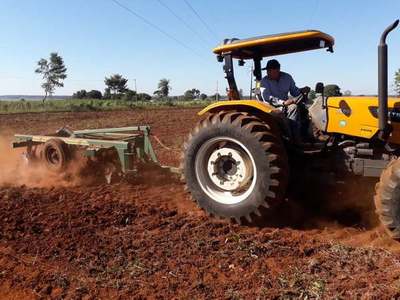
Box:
[0,136,89,188]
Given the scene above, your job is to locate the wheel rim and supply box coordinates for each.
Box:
[195,137,257,205]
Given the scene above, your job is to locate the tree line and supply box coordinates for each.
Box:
[71,75,214,101]
[72,74,152,101]
[34,53,213,102]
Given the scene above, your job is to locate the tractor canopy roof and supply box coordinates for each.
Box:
[213,30,335,59]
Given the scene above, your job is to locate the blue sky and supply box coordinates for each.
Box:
[0,0,400,96]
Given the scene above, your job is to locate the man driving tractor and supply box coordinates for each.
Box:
[260,59,310,144]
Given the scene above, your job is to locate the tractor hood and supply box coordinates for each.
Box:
[213,30,334,59]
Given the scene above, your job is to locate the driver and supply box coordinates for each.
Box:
[260,59,310,143]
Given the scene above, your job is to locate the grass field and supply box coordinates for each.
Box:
[0,98,216,114]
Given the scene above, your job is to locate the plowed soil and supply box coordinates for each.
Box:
[1,108,400,299]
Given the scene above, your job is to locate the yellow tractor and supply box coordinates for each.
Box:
[182,20,400,238]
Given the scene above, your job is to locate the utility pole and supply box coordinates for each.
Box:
[134,79,137,93]
[133,78,137,101]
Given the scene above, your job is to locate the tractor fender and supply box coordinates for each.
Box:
[198,100,278,116]
[198,100,286,134]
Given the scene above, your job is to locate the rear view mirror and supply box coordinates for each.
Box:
[315,82,324,94]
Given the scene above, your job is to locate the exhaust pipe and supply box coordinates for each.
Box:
[378,19,399,139]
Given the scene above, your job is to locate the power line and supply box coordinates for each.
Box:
[155,0,211,45]
[183,0,219,40]
[109,0,203,58]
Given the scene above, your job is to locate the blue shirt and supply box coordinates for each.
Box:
[260,71,301,106]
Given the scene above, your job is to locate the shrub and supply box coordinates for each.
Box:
[324,84,342,97]
[72,90,87,99]
[87,90,102,99]
[137,93,152,101]
[123,89,137,101]
[200,93,207,100]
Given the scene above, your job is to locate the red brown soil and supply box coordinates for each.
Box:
[1,108,400,299]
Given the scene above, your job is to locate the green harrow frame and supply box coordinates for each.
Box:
[12,125,170,174]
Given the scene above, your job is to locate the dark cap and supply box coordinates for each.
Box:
[262,59,280,70]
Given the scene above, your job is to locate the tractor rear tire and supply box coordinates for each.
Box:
[42,138,70,172]
[375,159,400,239]
[182,111,288,224]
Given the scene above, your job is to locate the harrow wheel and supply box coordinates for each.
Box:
[42,138,70,172]
[375,158,400,239]
[182,111,288,224]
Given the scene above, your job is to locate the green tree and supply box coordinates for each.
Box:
[184,90,194,100]
[394,69,400,95]
[184,88,201,100]
[308,90,317,100]
[154,79,171,98]
[137,93,152,101]
[72,90,87,99]
[35,52,67,102]
[192,88,200,99]
[87,90,102,99]
[324,84,342,97]
[123,89,137,101]
[343,90,352,96]
[200,93,207,100]
[103,88,111,99]
[104,74,128,96]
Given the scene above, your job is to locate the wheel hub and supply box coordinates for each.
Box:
[48,148,60,165]
[195,137,257,205]
[207,147,252,191]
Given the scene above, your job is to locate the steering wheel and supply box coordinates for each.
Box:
[294,87,311,105]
